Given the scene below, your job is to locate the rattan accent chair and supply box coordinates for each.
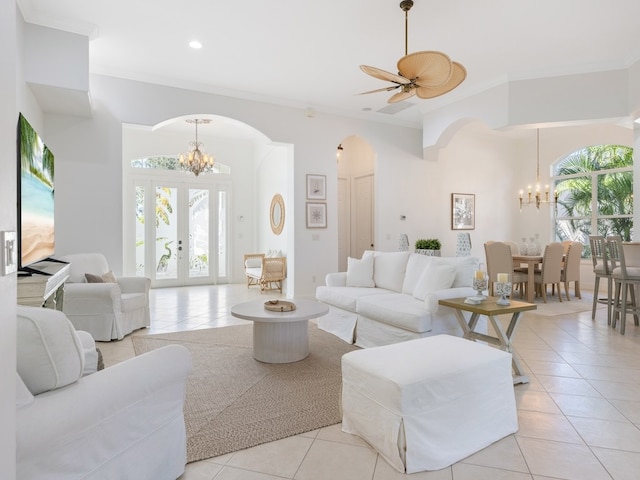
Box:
[243,253,287,293]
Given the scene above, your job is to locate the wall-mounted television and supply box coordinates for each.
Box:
[17,113,56,274]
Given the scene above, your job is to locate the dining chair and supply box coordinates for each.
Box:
[589,235,613,323]
[533,242,564,303]
[607,236,640,335]
[484,242,527,298]
[560,241,582,301]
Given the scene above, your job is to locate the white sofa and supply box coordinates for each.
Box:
[316,251,480,348]
[16,306,192,480]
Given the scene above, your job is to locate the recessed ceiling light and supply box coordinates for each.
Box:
[189,40,203,49]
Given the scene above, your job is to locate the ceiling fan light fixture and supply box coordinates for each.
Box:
[415,61,467,99]
[358,1,465,103]
[398,51,453,88]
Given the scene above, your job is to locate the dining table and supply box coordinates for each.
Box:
[512,254,543,303]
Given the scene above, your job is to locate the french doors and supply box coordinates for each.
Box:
[126,176,229,287]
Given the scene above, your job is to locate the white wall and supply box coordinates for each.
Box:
[42,73,423,297]
[2,3,18,478]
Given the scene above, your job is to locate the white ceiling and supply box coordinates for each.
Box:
[18,0,640,128]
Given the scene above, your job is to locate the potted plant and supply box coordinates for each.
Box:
[415,238,442,256]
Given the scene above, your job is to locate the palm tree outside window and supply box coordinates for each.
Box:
[553,145,633,257]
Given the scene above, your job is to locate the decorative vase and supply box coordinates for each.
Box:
[520,238,528,255]
[398,234,409,252]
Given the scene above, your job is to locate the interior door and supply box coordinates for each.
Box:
[353,174,374,258]
[337,177,349,271]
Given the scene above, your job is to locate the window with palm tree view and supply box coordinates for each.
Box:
[553,145,633,255]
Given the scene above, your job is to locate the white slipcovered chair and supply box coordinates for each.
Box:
[16,306,192,480]
[59,253,151,341]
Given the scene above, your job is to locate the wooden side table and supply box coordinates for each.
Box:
[438,296,537,384]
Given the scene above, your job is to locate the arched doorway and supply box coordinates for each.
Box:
[122,114,278,288]
[337,136,376,270]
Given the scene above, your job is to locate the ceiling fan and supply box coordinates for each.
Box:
[359,0,466,103]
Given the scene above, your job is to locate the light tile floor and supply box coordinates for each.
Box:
[98,285,640,480]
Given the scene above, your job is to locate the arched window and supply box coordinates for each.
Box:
[553,145,633,249]
[130,155,231,174]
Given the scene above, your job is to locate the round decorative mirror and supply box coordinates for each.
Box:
[270,193,285,235]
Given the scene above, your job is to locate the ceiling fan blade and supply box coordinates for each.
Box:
[415,61,467,99]
[357,85,401,96]
[360,65,410,85]
[388,88,416,103]
[398,51,452,88]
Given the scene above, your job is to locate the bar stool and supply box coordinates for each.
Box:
[589,236,612,324]
[607,236,640,335]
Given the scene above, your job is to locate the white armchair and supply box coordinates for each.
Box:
[16,306,192,480]
[58,253,151,341]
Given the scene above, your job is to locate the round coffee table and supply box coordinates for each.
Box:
[230,299,329,363]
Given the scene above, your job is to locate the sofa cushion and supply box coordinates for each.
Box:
[413,263,457,301]
[346,255,375,287]
[434,256,479,288]
[357,293,432,333]
[373,251,410,292]
[402,253,434,295]
[316,286,392,312]
[17,308,84,395]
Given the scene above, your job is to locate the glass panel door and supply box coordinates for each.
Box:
[128,177,229,288]
[188,188,210,278]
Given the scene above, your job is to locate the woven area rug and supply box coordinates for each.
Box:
[531,291,599,317]
[132,323,359,463]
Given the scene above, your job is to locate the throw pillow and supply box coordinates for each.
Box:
[413,263,457,301]
[85,272,104,283]
[402,253,434,295]
[101,270,117,283]
[244,257,262,268]
[17,307,85,395]
[346,255,375,287]
[85,271,117,283]
[372,251,410,292]
[446,256,479,288]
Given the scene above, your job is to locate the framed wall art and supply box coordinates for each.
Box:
[451,193,475,230]
[306,174,326,200]
[306,202,327,228]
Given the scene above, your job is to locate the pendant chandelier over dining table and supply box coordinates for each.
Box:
[518,128,558,211]
[179,119,215,176]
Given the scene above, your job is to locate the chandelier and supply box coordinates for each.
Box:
[518,128,558,210]
[179,119,215,176]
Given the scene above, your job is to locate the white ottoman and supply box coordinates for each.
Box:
[341,334,518,473]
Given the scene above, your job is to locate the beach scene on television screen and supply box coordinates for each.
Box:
[20,114,54,266]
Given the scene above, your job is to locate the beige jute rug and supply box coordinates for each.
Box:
[132,323,359,463]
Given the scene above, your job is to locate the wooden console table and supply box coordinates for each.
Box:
[438,296,537,384]
[17,261,70,310]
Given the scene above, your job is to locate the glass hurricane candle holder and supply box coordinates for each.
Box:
[495,281,512,306]
[472,270,488,300]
